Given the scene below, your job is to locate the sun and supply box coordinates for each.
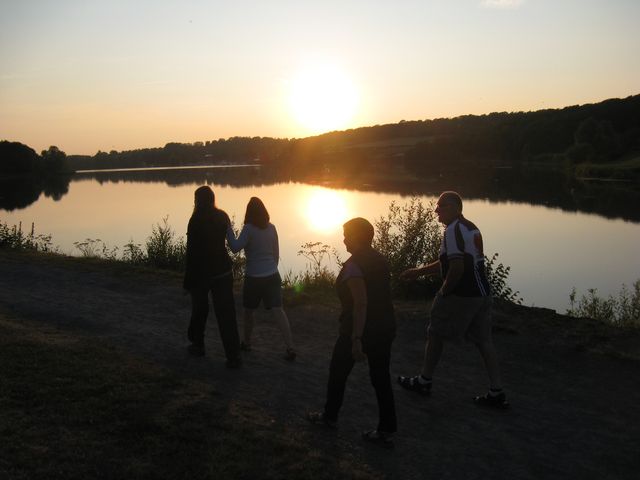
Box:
[304,188,349,233]
[288,64,359,134]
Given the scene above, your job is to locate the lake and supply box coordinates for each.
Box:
[1,165,639,313]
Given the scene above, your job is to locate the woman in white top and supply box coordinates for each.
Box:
[227,197,296,361]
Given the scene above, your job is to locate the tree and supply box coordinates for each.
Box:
[41,146,69,173]
[0,141,40,174]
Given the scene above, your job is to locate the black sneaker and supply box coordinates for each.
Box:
[307,411,337,429]
[397,375,431,395]
[187,344,205,357]
[474,392,510,410]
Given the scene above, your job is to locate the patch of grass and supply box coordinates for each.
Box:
[0,220,54,252]
[567,280,640,327]
[0,312,378,480]
[282,242,341,304]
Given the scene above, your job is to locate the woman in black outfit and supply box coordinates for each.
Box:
[183,185,241,368]
[308,217,397,448]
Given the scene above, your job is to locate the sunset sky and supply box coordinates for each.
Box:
[1,0,638,155]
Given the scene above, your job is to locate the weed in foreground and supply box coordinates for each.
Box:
[568,280,640,327]
[0,221,54,252]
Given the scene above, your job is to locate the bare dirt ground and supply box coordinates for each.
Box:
[1,250,639,480]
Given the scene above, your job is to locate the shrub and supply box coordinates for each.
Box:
[121,240,146,265]
[145,216,186,270]
[371,197,522,303]
[227,216,246,280]
[283,242,341,295]
[484,253,523,304]
[0,221,54,252]
[568,280,640,327]
[372,197,442,292]
[73,238,119,260]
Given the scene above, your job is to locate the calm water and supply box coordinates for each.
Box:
[2,166,639,313]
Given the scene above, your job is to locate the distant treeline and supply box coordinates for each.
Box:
[59,94,640,183]
[66,137,292,171]
[0,141,72,176]
[3,94,640,182]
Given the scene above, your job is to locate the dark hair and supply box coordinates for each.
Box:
[439,191,463,212]
[193,185,216,214]
[343,217,374,246]
[244,197,270,229]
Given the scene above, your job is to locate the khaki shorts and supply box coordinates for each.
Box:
[428,293,493,343]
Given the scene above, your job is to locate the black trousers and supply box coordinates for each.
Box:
[188,274,240,361]
[324,334,397,433]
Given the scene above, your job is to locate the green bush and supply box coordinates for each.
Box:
[371,197,521,303]
[372,197,441,292]
[484,253,522,304]
[567,280,640,327]
[145,216,186,270]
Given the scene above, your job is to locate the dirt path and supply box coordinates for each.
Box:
[1,251,639,479]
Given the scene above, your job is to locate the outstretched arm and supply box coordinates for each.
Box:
[399,260,441,281]
[226,225,250,253]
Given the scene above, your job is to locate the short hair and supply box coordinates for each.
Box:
[244,197,270,229]
[439,191,463,212]
[343,217,374,245]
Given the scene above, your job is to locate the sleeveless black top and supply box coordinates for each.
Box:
[335,246,395,339]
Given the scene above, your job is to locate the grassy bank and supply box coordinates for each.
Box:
[0,310,377,480]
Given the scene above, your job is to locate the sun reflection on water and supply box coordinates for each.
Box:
[304,188,349,233]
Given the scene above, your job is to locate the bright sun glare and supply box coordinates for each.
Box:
[288,64,359,134]
[305,189,349,233]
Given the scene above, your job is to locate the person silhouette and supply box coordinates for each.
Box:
[397,191,508,408]
[183,185,241,368]
[226,197,296,361]
[308,217,397,448]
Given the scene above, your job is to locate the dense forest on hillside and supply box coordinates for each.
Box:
[2,95,639,215]
[56,94,640,184]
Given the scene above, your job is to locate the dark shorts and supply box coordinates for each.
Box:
[428,293,492,343]
[242,272,282,309]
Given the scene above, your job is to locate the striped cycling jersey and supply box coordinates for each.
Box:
[439,215,491,297]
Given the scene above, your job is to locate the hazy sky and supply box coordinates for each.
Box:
[1,0,638,155]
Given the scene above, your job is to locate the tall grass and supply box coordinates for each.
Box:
[283,242,341,296]
[2,199,522,305]
[71,217,187,270]
[0,220,54,252]
[568,280,640,327]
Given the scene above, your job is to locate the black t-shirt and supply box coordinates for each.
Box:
[183,208,232,289]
